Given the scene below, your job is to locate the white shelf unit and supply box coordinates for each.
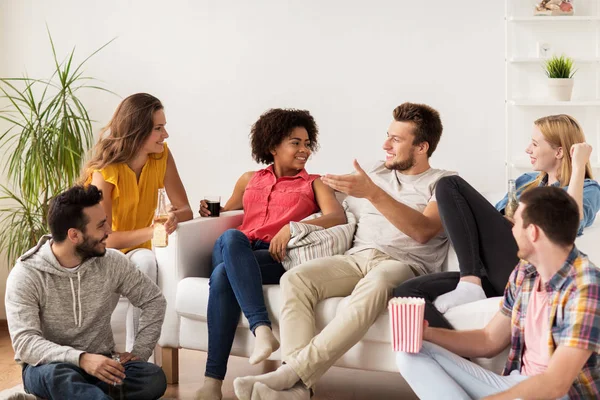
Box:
[510,100,600,106]
[509,56,600,63]
[505,0,600,180]
[509,16,600,22]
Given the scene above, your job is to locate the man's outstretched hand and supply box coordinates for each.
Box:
[322,160,380,200]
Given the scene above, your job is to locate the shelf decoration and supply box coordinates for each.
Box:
[535,0,574,16]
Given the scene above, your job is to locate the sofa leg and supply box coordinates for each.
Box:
[162,347,179,384]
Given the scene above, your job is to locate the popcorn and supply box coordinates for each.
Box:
[388,297,426,353]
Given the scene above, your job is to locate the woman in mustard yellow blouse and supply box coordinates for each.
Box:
[82,93,193,351]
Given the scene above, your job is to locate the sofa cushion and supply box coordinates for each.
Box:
[176,277,502,347]
[177,277,346,333]
[176,278,287,329]
[177,277,399,344]
[445,297,502,329]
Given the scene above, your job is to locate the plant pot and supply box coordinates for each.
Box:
[547,78,574,101]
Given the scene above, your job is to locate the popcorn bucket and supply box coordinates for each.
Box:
[388,297,425,353]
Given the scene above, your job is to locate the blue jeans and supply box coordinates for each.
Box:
[23,360,167,400]
[396,341,528,400]
[205,229,286,380]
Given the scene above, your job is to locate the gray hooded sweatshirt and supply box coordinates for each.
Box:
[5,235,166,366]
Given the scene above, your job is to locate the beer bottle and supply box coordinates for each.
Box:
[505,179,519,219]
[153,188,169,247]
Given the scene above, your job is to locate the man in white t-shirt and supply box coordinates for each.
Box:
[233,102,456,400]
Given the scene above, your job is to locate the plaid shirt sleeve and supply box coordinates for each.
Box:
[557,282,600,353]
[501,266,519,317]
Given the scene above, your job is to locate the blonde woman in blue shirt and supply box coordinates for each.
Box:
[395,114,600,329]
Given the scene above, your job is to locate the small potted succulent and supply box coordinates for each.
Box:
[544,55,576,101]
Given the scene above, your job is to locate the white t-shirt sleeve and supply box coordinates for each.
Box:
[428,170,458,203]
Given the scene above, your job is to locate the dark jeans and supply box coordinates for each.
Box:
[394,176,519,329]
[205,229,285,380]
[22,360,166,400]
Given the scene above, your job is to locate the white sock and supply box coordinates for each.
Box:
[249,325,280,365]
[195,377,223,400]
[234,364,300,400]
[251,382,310,400]
[433,281,487,313]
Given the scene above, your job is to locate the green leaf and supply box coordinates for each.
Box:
[544,54,576,79]
[0,27,117,267]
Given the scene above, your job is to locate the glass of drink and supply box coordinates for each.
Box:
[205,196,221,217]
[109,352,125,399]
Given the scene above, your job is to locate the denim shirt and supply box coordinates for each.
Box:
[495,172,600,236]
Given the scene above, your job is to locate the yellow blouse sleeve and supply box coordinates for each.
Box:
[86,165,120,200]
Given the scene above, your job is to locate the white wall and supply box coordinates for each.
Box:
[0,0,507,317]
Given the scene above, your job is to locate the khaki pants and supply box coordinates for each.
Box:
[279,249,418,388]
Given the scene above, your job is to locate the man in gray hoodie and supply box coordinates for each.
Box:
[5,185,167,400]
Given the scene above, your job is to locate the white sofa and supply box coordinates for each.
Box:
[110,298,129,352]
[131,207,600,386]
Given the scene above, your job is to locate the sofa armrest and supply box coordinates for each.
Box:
[155,211,244,348]
[156,211,244,280]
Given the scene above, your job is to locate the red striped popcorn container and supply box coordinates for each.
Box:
[388,297,425,353]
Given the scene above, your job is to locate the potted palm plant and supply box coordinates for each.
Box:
[0,28,114,266]
[544,54,576,101]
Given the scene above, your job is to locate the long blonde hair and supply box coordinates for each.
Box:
[524,114,593,190]
[79,93,164,182]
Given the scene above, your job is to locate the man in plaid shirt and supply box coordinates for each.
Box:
[397,186,600,399]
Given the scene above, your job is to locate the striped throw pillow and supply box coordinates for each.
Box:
[282,209,357,270]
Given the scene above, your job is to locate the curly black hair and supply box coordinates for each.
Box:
[48,185,103,242]
[250,108,319,164]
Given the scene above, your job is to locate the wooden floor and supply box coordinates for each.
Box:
[0,322,22,393]
[0,322,416,399]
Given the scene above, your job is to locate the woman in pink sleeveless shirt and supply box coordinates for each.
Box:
[196,109,346,399]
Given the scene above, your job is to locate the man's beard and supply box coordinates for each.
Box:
[75,234,107,260]
[386,152,416,171]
